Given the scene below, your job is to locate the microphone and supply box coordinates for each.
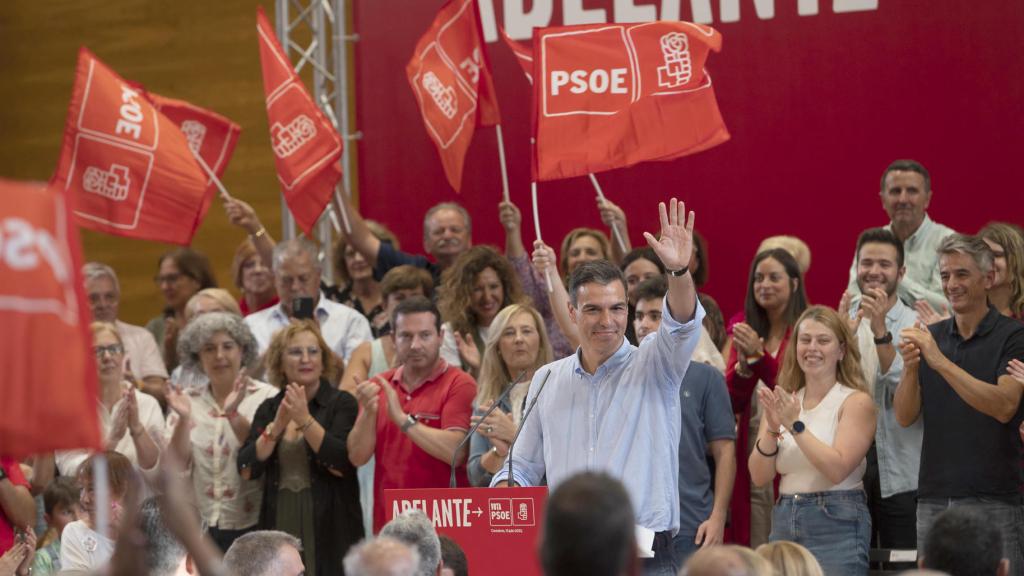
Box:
[505,369,552,488]
[449,370,527,488]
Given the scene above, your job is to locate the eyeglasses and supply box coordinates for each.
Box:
[285,346,321,359]
[94,344,124,358]
[154,273,182,285]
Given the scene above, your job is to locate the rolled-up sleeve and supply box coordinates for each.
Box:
[642,296,705,392]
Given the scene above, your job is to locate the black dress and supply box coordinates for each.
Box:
[238,381,364,576]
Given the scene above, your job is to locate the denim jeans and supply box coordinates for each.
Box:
[917,498,1023,576]
[770,490,871,576]
[641,531,679,576]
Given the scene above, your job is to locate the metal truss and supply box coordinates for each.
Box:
[273,0,359,280]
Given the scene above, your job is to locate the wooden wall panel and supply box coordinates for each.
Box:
[0,0,289,325]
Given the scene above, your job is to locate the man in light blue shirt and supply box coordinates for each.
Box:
[842,227,921,557]
[491,198,704,576]
[846,159,956,311]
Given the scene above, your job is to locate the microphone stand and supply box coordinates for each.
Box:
[449,370,527,488]
[505,369,552,487]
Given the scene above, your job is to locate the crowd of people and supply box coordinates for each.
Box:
[1,158,1023,576]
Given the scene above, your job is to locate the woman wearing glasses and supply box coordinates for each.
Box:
[55,323,164,476]
[238,320,362,576]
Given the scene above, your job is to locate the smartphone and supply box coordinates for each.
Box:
[292,297,315,320]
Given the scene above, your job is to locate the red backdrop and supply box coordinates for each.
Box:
[353,0,1024,317]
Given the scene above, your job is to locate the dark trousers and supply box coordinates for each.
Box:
[209,525,254,553]
[641,531,679,576]
[864,445,917,569]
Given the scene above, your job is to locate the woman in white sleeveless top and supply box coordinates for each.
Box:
[749,306,877,576]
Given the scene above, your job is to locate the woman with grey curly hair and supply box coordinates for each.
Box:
[165,311,278,552]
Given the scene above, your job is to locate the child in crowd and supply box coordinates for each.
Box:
[31,477,80,575]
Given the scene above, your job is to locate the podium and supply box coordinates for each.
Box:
[383,486,548,576]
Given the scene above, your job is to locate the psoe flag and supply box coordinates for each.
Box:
[0,179,101,458]
[532,21,730,181]
[51,47,214,245]
[148,92,242,232]
[407,0,500,192]
[257,6,341,235]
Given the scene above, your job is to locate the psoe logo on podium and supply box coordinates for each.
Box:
[488,498,535,528]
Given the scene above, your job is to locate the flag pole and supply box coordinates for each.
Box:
[190,149,233,202]
[331,185,353,235]
[495,124,511,203]
[587,173,627,254]
[531,180,553,293]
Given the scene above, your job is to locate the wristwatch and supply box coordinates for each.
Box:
[790,420,806,435]
[873,331,893,345]
[667,267,690,277]
[400,414,418,433]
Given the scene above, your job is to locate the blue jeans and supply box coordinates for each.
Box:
[770,490,871,576]
[641,531,679,576]
[917,498,1023,576]
[671,532,699,567]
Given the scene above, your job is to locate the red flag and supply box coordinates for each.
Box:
[51,48,215,245]
[407,0,500,192]
[0,179,101,458]
[256,6,341,235]
[147,93,241,226]
[532,21,730,181]
[500,26,534,84]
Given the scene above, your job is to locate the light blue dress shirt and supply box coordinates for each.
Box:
[491,297,705,534]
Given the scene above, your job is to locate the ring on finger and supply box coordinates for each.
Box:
[486,426,494,434]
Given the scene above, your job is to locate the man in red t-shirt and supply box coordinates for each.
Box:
[349,297,477,532]
[0,456,35,555]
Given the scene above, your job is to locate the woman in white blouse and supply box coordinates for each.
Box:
[55,323,163,477]
[749,306,877,576]
[165,312,276,552]
[59,451,133,575]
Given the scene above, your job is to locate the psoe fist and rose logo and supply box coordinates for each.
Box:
[487,497,536,529]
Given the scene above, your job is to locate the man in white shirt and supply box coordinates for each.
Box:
[846,160,956,310]
[245,238,372,364]
[83,262,169,404]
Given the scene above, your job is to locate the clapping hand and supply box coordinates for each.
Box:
[642,198,694,272]
[472,403,516,444]
[757,387,783,434]
[223,373,250,416]
[732,323,765,360]
[282,383,311,424]
[165,384,191,420]
[837,291,864,335]
[453,331,481,374]
[900,322,941,365]
[914,300,950,325]
[354,378,382,414]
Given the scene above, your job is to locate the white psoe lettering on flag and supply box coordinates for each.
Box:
[423,72,458,119]
[550,68,629,96]
[115,86,145,140]
[271,115,317,159]
[657,33,692,88]
[82,164,131,201]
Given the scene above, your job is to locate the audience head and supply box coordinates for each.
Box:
[344,536,421,576]
[744,248,808,338]
[567,260,629,360]
[273,238,323,312]
[381,265,434,317]
[476,303,553,406]
[156,248,217,312]
[879,159,932,232]
[380,510,442,576]
[682,545,774,576]
[177,311,259,383]
[779,306,866,393]
[336,220,398,286]
[184,288,242,322]
[137,498,190,576]
[855,227,906,297]
[755,541,824,576]
[392,296,444,373]
[540,472,637,576]
[621,247,665,305]
[438,245,525,334]
[699,293,728,351]
[560,228,612,277]
[438,535,468,576]
[83,262,121,323]
[936,234,995,315]
[633,275,667,341]
[77,451,133,531]
[231,238,275,302]
[423,202,472,265]
[691,230,710,287]
[224,530,304,576]
[920,507,1009,576]
[758,235,811,276]
[43,476,80,536]
[264,319,339,389]
[978,222,1024,317]
[91,321,125,383]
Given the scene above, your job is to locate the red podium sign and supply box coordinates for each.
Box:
[383,486,547,576]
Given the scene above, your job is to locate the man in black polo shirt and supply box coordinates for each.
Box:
[894,234,1024,575]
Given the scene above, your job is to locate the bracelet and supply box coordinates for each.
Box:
[767,428,783,437]
[250,226,267,239]
[297,416,316,432]
[261,425,279,443]
[667,267,689,277]
[755,438,779,457]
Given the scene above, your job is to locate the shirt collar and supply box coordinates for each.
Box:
[572,336,630,377]
[886,214,933,247]
[391,359,449,393]
[944,305,1001,340]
